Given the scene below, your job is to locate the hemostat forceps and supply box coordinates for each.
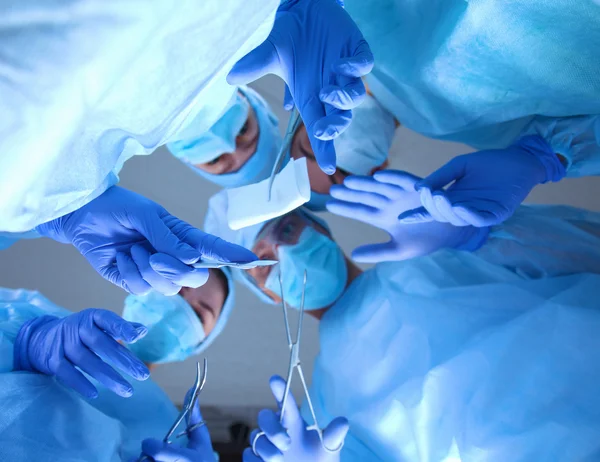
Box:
[138,358,208,461]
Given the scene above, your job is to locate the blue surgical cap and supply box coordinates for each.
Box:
[167,86,282,188]
[122,269,235,364]
[203,190,330,305]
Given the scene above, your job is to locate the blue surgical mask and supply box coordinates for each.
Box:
[265,226,348,310]
[305,191,332,212]
[123,292,205,364]
[185,87,283,188]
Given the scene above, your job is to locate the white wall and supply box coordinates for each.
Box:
[1,75,599,412]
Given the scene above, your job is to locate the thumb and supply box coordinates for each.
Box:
[227,40,280,85]
[269,375,303,432]
[322,416,349,452]
[187,401,214,452]
[351,241,401,264]
[185,231,258,264]
[417,157,466,191]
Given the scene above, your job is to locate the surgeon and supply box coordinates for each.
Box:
[0,286,217,461]
[0,0,373,235]
[167,85,397,210]
[326,0,600,228]
[205,187,600,460]
[122,267,235,367]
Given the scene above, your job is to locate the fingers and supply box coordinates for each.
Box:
[300,94,336,174]
[54,361,98,399]
[243,447,266,462]
[67,347,134,398]
[81,326,150,381]
[453,202,510,227]
[319,79,366,110]
[116,252,152,295]
[149,253,210,288]
[313,108,352,140]
[227,40,279,85]
[249,429,284,462]
[326,199,379,224]
[129,212,201,265]
[331,40,374,77]
[398,206,433,224]
[351,241,401,264]
[140,439,197,462]
[269,375,302,431]
[342,174,407,199]
[257,409,291,452]
[373,170,422,191]
[322,416,350,452]
[432,194,471,227]
[131,244,181,296]
[184,231,258,264]
[90,309,148,344]
[416,156,466,191]
[283,85,294,111]
[329,185,389,209]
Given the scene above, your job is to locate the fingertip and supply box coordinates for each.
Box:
[269,375,287,401]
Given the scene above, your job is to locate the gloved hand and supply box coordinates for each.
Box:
[398,136,566,227]
[243,375,349,462]
[326,171,489,263]
[228,0,373,174]
[36,186,257,296]
[138,388,216,462]
[13,308,150,399]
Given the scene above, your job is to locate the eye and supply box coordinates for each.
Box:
[280,222,295,242]
[238,120,249,136]
[207,155,223,166]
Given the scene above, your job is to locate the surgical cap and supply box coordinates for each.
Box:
[333,94,395,175]
[122,269,235,364]
[203,190,329,305]
[167,86,282,188]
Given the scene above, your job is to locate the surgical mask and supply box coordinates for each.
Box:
[333,94,395,176]
[305,191,332,212]
[178,87,282,188]
[265,227,348,310]
[123,292,205,364]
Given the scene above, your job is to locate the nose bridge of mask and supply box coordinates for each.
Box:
[226,157,311,230]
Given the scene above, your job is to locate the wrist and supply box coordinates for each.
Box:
[13,315,58,371]
[517,135,566,184]
[35,214,70,243]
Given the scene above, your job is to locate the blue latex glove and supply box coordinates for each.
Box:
[398,136,567,227]
[243,375,349,462]
[13,308,150,399]
[138,388,216,462]
[36,186,257,296]
[227,0,373,174]
[326,172,489,263]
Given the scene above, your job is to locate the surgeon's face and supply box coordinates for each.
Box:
[193,94,259,175]
[290,123,348,194]
[179,268,227,336]
[246,213,331,302]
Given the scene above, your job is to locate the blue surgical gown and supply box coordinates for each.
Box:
[0,287,179,461]
[0,0,278,232]
[304,205,600,461]
[345,0,600,176]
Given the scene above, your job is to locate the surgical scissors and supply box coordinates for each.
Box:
[138,358,208,461]
[267,108,302,202]
[252,270,342,454]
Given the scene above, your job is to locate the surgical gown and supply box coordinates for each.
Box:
[304,205,600,461]
[345,0,600,176]
[0,287,179,461]
[0,0,278,232]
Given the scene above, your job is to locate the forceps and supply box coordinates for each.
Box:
[267,108,302,202]
[138,359,208,461]
[252,270,341,454]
